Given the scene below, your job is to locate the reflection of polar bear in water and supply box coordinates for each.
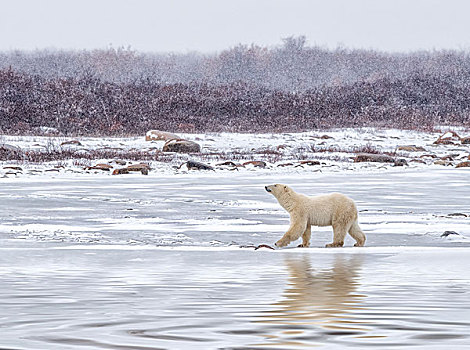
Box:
[253,255,365,347]
[265,184,366,248]
[275,255,364,321]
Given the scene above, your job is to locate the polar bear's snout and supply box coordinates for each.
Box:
[265,184,280,193]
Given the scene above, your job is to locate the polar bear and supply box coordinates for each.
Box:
[265,184,366,248]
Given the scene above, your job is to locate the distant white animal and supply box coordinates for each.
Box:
[265,184,366,248]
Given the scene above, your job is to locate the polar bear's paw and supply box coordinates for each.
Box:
[297,243,310,248]
[325,241,344,248]
[275,238,289,247]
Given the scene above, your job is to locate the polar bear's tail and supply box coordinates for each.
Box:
[349,220,366,247]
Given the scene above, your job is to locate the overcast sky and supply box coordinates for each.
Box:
[2,0,470,53]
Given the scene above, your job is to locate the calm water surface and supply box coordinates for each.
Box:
[1,248,469,349]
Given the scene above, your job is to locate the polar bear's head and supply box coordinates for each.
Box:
[265,184,292,197]
[265,184,296,212]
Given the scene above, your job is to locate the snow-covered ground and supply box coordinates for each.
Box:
[1,129,470,349]
[1,127,469,176]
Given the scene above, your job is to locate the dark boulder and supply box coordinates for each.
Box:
[163,139,201,153]
[441,231,459,237]
[180,160,214,171]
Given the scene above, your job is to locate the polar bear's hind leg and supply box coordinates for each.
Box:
[326,222,347,248]
[349,220,366,247]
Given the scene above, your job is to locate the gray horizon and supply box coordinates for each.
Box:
[2,0,470,54]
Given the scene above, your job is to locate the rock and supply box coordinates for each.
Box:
[61,140,82,146]
[299,160,321,166]
[440,155,454,161]
[87,164,113,171]
[448,213,468,217]
[310,134,333,140]
[354,153,407,166]
[397,146,426,152]
[441,231,459,237]
[112,164,150,175]
[180,160,214,171]
[420,154,438,159]
[434,139,455,145]
[354,153,395,163]
[433,131,460,145]
[242,161,267,168]
[145,130,180,141]
[110,159,127,166]
[127,163,150,171]
[456,161,470,168]
[162,139,201,153]
[393,159,408,166]
[277,163,294,167]
[434,160,452,166]
[112,168,129,175]
[215,161,239,171]
[216,161,238,168]
[3,166,23,171]
[410,159,427,164]
[461,137,470,144]
[127,163,151,175]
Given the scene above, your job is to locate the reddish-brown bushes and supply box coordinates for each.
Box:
[1,68,469,136]
[1,147,172,163]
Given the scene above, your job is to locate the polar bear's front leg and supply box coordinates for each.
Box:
[298,225,311,247]
[275,215,307,248]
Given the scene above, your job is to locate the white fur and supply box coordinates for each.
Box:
[265,184,366,248]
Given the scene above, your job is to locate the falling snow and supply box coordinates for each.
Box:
[1,38,469,136]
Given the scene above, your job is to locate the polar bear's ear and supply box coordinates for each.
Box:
[284,185,287,191]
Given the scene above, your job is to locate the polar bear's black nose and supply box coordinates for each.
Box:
[265,186,271,192]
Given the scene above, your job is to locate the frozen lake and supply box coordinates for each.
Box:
[1,168,469,248]
[1,168,470,349]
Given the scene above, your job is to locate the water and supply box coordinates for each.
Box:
[1,248,469,349]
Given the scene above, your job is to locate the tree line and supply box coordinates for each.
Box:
[1,38,469,135]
